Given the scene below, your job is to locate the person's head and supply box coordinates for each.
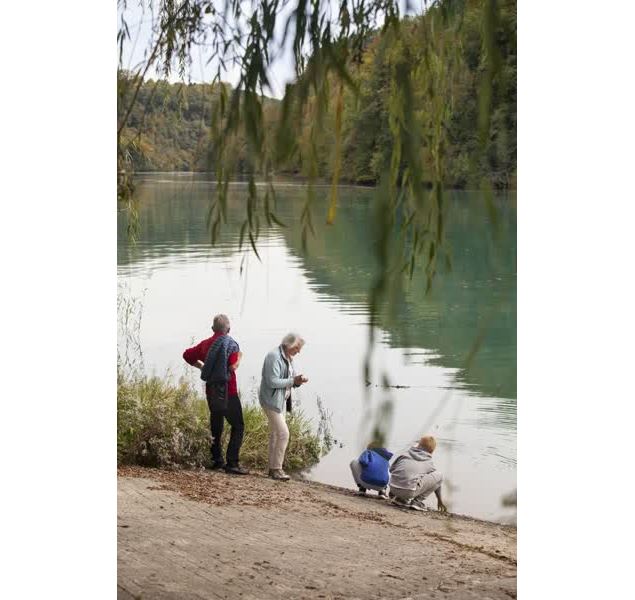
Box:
[212,313,231,334]
[281,332,305,357]
[418,436,437,454]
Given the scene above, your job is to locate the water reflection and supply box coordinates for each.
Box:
[119,175,516,401]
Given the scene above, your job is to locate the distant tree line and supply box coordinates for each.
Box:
[118,1,515,189]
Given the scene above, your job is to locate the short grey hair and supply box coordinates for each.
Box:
[281,332,305,349]
[212,314,231,334]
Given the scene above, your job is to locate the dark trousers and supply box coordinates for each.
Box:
[208,393,244,466]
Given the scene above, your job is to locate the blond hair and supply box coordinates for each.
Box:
[418,436,437,453]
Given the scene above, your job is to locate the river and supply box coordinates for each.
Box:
[118,173,516,521]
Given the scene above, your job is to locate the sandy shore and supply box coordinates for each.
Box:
[118,466,516,599]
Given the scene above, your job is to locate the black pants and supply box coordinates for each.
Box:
[208,393,244,466]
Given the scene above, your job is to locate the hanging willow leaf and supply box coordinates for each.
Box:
[326,79,344,225]
[268,212,287,228]
[248,231,261,261]
[409,252,416,280]
[238,220,248,250]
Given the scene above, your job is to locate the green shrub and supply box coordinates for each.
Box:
[117,371,332,470]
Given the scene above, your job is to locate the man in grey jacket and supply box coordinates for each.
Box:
[259,333,308,480]
[389,436,447,512]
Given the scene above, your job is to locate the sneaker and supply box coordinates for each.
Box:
[410,498,427,511]
[268,469,290,481]
[209,461,226,470]
[357,486,367,496]
[377,489,388,499]
[225,464,249,475]
[391,496,412,509]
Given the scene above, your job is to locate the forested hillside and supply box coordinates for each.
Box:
[118,0,516,188]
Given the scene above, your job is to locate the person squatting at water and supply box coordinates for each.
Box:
[350,443,393,498]
[182,314,249,475]
[259,333,309,481]
[388,436,447,512]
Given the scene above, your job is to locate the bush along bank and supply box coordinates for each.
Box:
[117,371,333,471]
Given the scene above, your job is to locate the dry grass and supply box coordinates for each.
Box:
[117,371,332,471]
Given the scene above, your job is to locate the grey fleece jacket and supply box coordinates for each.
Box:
[389,446,439,491]
[258,346,295,414]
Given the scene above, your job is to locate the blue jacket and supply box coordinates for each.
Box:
[200,334,240,384]
[357,448,393,487]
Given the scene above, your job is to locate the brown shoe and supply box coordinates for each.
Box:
[268,469,290,481]
[225,464,249,475]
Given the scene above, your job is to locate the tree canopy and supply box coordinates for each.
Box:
[118,2,515,189]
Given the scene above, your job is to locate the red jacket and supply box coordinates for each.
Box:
[183,333,240,396]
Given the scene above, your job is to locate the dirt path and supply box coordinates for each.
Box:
[118,467,516,600]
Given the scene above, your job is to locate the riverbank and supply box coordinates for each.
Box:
[128,170,518,192]
[118,466,516,599]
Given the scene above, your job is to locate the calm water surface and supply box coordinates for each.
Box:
[118,173,517,522]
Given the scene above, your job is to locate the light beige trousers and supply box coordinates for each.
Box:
[263,407,290,470]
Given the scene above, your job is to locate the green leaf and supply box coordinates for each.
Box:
[268,212,287,228]
[238,220,248,250]
[248,232,261,262]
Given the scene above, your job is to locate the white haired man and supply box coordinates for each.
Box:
[259,333,308,480]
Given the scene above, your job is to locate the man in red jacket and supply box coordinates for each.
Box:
[183,314,247,475]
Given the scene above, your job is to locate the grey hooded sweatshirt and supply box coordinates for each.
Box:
[389,446,438,491]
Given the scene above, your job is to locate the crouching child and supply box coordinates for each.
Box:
[389,436,447,512]
[350,444,393,498]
